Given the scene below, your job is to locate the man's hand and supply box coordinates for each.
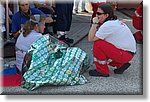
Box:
[45,16,53,23]
[12,31,20,38]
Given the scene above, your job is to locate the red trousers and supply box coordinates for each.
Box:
[132,2,143,42]
[133,15,143,30]
[132,3,143,30]
[134,31,143,42]
[93,40,134,74]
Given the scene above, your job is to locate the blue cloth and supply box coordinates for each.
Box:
[1,67,17,75]
[12,8,45,33]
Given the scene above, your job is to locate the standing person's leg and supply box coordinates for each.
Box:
[74,0,80,13]
[133,31,143,44]
[130,2,143,44]
[65,2,74,44]
[91,3,98,19]
[53,3,74,44]
[89,40,134,77]
[66,2,73,31]
[132,11,143,44]
[53,3,67,34]
[91,2,106,20]
[81,0,88,13]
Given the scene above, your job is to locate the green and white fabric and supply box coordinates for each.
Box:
[22,35,89,90]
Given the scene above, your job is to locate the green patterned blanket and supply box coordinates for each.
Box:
[21,35,89,90]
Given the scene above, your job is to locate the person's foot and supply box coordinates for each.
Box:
[81,10,88,13]
[74,10,78,14]
[65,37,74,43]
[89,69,109,77]
[58,35,74,44]
[114,63,131,74]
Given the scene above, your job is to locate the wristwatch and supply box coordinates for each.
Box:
[18,30,22,34]
[92,22,99,24]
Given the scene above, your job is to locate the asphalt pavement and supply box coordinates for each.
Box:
[1,10,143,95]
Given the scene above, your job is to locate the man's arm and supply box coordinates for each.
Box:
[32,8,54,23]
[12,30,22,38]
[45,16,53,23]
[11,13,21,38]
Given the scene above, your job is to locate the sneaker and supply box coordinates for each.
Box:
[114,63,131,74]
[89,69,109,77]
[81,10,88,13]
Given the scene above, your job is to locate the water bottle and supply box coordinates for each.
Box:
[3,64,17,75]
[9,64,16,69]
[4,64,10,69]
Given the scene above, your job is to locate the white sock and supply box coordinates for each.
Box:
[57,31,65,38]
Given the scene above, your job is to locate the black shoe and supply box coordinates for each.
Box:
[81,10,88,13]
[74,10,78,14]
[58,35,74,44]
[114,63,131,74]
[89,69,109,77]
[65,38,74,43]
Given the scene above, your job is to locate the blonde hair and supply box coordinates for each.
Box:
[23,15,46,37]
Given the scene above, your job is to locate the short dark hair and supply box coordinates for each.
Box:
[98,4,117,22]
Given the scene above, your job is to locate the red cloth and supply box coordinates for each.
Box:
[93,40,134,74]
[132,2,143,30]
[134,31,143,42]
[0,73,21,87]
[132,2,143,43]
[91,2,106,19]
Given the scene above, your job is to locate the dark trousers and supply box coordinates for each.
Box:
[53,2,73,32]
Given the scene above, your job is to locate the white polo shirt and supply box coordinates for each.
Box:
[95,20,136,53]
